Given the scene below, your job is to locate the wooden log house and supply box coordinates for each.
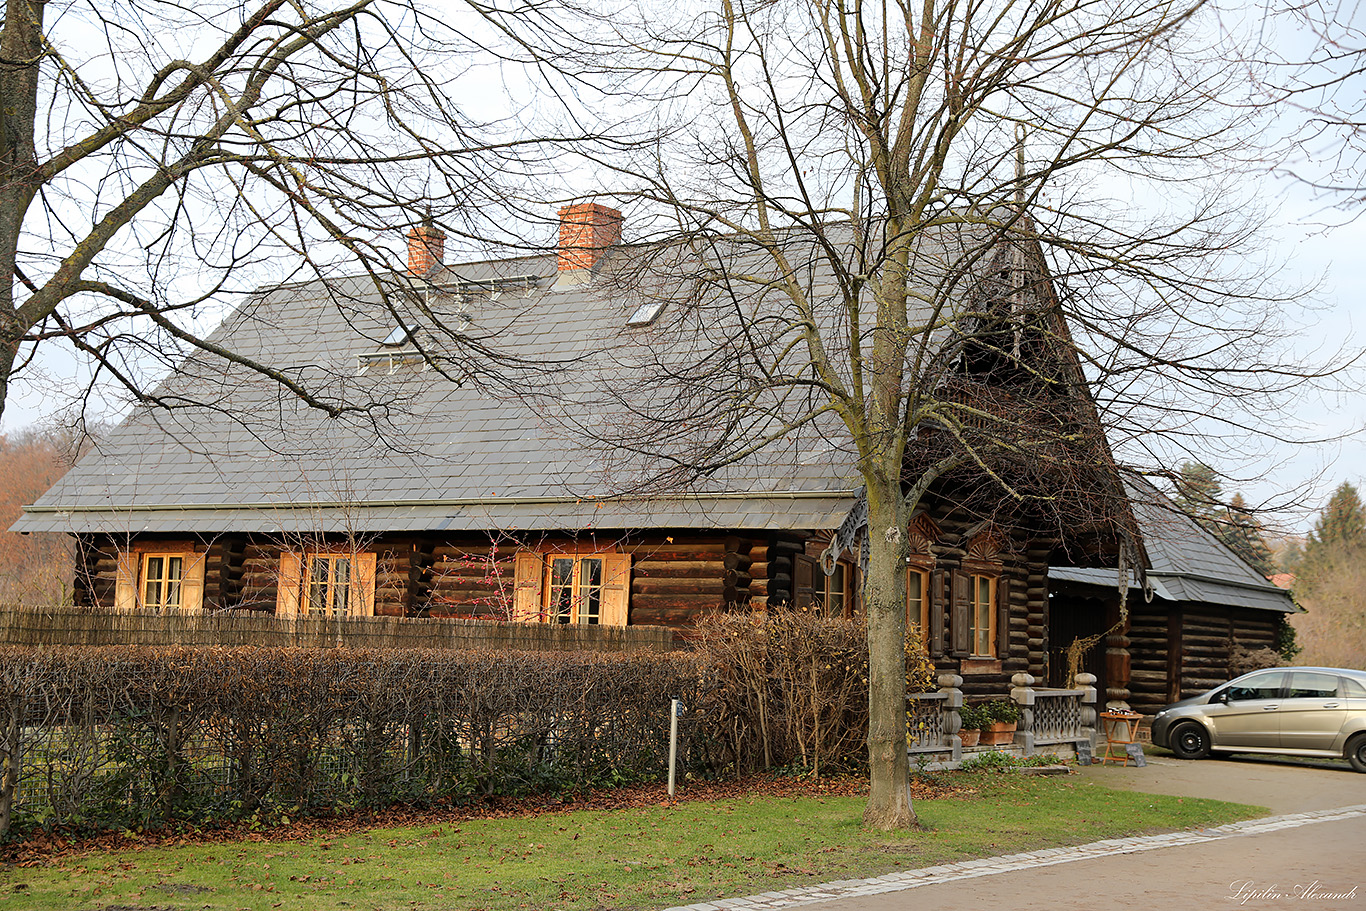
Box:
[15,205,1291,709]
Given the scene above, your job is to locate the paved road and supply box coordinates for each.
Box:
[800,757,1366,911]
[793,812,1366,911]
[667,756,1366,911]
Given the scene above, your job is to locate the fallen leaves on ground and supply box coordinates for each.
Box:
[3,773,971,867]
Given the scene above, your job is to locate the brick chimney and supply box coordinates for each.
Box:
[406,219,445,276]
[557,202,623,273]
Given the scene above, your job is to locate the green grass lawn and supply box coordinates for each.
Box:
[0,774,1264,911]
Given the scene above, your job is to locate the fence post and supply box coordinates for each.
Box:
[1010,672,1036,756]
[1075,672,1099,751]
[0,696,20,839]
[937,674,964,764]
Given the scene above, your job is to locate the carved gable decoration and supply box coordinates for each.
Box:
[907,513,941,558]
[963,527,1009,566]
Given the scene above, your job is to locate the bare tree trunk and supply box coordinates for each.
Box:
[0,697,21,839]
[862,477,915,829]
[0,0,44,426]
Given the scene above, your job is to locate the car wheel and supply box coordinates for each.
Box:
[1347,733,1366,773]
[1169,722,1211,760]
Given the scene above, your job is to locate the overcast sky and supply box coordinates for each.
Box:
[3,1,1361,534]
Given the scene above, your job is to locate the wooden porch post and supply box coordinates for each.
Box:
[1104,597,1132,711]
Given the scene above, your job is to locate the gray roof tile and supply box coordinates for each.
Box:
[1050,476,1294,613]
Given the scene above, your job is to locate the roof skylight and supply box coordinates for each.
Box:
[381,325,413,347]
[626,300,667,327]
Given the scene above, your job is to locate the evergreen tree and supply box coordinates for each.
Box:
[1220,493,1275,576]
[1309,483,1366,551]
[1174,461,1224,530]
[1299,481,1366,595]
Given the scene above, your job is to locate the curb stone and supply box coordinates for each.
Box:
[659,804,1366,911]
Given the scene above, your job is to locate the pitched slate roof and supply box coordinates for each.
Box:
[16,240,884,535]
[1050,476,1294,613]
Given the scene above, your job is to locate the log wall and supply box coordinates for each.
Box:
[75,530,743,633]
[427,541,515,620]
[1128,603,1172,715]
[627,534,731,627]
[1108,600,1285,715]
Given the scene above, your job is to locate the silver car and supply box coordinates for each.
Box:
[1150,666,1366,771]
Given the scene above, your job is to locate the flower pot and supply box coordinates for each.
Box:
[959,728,981,747]
[980,721,1017,746]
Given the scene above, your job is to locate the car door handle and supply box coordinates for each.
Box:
[1323,703,1340,708]
[1263,704,1279,710]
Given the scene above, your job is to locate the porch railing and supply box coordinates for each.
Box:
[906,671,1098,763]
[1011,672,1099,754]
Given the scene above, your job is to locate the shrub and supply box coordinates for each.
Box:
[690,608,935,775]
[983,699,1021,725]
[960,750,1065,772]
[957,704,989,731]
[1229,642,1283,676]
[0,646,713,841]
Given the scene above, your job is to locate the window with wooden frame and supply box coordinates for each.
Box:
[793,553,853,616]
[114,544,206,612]
[906,564,931,644]
[817,560,854,617]
[512,548,630,627]
[950,528,1011,662]
[968,573,996,657]
[905,513,940,654]
[799,536,857,616]
[142,554,183,610]
[275,550,377,618]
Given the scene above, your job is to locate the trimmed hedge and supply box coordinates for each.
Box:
[0,646,710,839]
[0,613,926,839]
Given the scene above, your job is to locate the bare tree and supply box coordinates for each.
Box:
[510,0,1358,829]
[1248,0,1365,215]
[0,0,588,429]
[0,417,102,604]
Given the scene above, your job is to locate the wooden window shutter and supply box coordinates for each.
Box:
[793,554,817,609]
[350,552,378,617]
[928,569,945,657]
[512,550,543,622]
[180,552,208,613]
[995,574,1011,658]
[950,570,971,657]
[114,551,138,612]
[276,552,304,617]
[600,553,631,628]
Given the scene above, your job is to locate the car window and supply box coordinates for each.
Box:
[1226,672,1285,701]
[1341,676,1366,698]
[1287,672,1339,699]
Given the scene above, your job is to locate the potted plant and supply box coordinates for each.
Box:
[956,704,987,747]
[980,699,1022,746]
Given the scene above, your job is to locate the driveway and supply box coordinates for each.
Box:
[1078,751,1363,814]
[665,755,1366,911]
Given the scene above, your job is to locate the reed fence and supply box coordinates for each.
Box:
[0,606,675,652]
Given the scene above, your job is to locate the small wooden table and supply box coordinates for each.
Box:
[1099,712,1143,766]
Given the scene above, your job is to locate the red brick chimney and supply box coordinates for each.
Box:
[407,219,445,276]
[557,202,623,272]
